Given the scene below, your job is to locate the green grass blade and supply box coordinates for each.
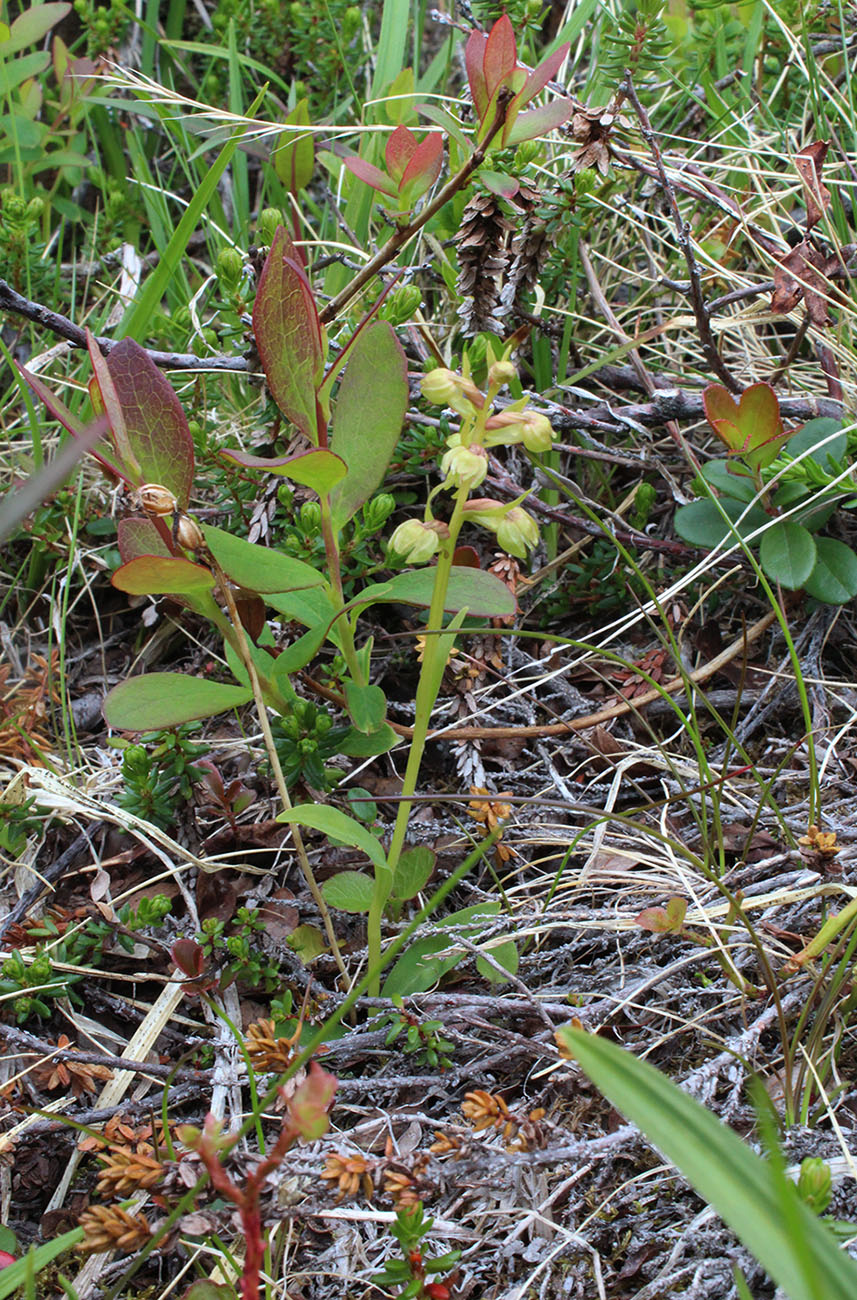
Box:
[560,1027,857,1300]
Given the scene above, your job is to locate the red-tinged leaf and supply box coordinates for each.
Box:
[284,1061,337,1140]
[17,363,127,480]
[451,545,480,568]
[328,322,408,529]
[483,14,518,99]
[112,555,215,596]
[102,338,195,506]
[504,97,575,146]
[519,43,570,106]
[385,124,417,185]
[343,155,398,196]
[771,242,834,327]
[253,226,325,442]
[400,130,443,195]
[104,673,253,731]
[117,515,171,562]
[733,383,784,453]
[465,29,489,120]
[703,384,740,430]
[221,447,346,494]
[795,140,830,231]
[87,329,141,480]
[0,1250,16,1269]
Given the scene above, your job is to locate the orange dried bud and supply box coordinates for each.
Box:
[138,483,178,515]
[175,514,204,551]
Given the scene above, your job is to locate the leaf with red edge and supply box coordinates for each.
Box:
[518,43,570,106]
[637,897,687,935]
[505,97,575,146]
[483,15,518,101]
[385,124,417,185]
[703,383,788,468]
[400,130,443,200]
[465,29,489,120]
[87,329,141,480]
[99,337,195,505]
[221,447,346,494]
[111,555,215,596]
[17,363,127,480]
[117,516,171,562]
[253,226,325,442]
[343,155,398,196]
[104,673,252,730]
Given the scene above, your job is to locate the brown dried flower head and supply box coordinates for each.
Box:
[320,1152,375,1202]
[77,1205,152,1255]
[96,1146,164,1198]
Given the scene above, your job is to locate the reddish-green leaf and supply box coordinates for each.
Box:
[703,383,787,469]
[465,29,489,119]
[253,225,325,441]
[104,673,252,730]
[4,3,70,56]
[328,322,408,528]
[385,124,416,184]
[483,14,517,100]
[96,338,195,504]
[18,363,126,480]
[221,447,346,494]
[343,155,398,196]
[505,98,575,146]
[117,516,171,562]
[399,130,443,200]
[111,555,215,596]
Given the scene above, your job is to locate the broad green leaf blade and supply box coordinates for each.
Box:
[361,566,516,617]
[476,937,519,983]
[759,521,816,589]
[559,1027,857,1300]
[104,674,252,730]
[270,622,328,688]
[700,460,757,504]
[104,338,195,505]
[328,321,408,529]
[321,870,374,913]
[344,682,387,734]
[504,98,575,145]
[201,524,323,593]
[336,723,398,757]
[111,555,215,596]
[276,803,387,870]
[803,537,857,604]
[266,586,343,646]
[382,902,500,998]
[673,499,769,549]
[390,845,435,901]
[735,382,784,452]
[221,448,346,494]
[252,225,324,441]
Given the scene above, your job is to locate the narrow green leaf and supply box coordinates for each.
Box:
[759,521,816,589]
[0,51,49,95]
[558,1027,857,1300]
[276,804,387,870]
[328,322,409,529]
[270,622,328,687]
[3,3,70,56]
[104,674,252,731]
[321,871,374,913]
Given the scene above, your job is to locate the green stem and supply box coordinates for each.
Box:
[320,497,365,687]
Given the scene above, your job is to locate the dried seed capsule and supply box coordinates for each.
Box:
[175,515,204,551]
[138,484,178,516]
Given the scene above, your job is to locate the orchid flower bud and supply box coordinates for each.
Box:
[421,367,483,415]
[484,408,555,452]
[464,499,539,559]
[487,359,517,389]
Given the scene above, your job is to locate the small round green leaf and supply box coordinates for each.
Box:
[321,871,374,913]
[759,521,816,589]
[803,537,857,605]
[674,499,768,549]
[390,845,435,901]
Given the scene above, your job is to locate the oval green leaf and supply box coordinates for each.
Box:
[221,448,346,495]
[759,521,816,589]
[104,674,253,731]
[321,870,374,913]
[803,537,857,605]
[674,499,769,549]
[361,566,516,617]
[344,681,387,734]
[391,845,435,901]
[786,417,846,469]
